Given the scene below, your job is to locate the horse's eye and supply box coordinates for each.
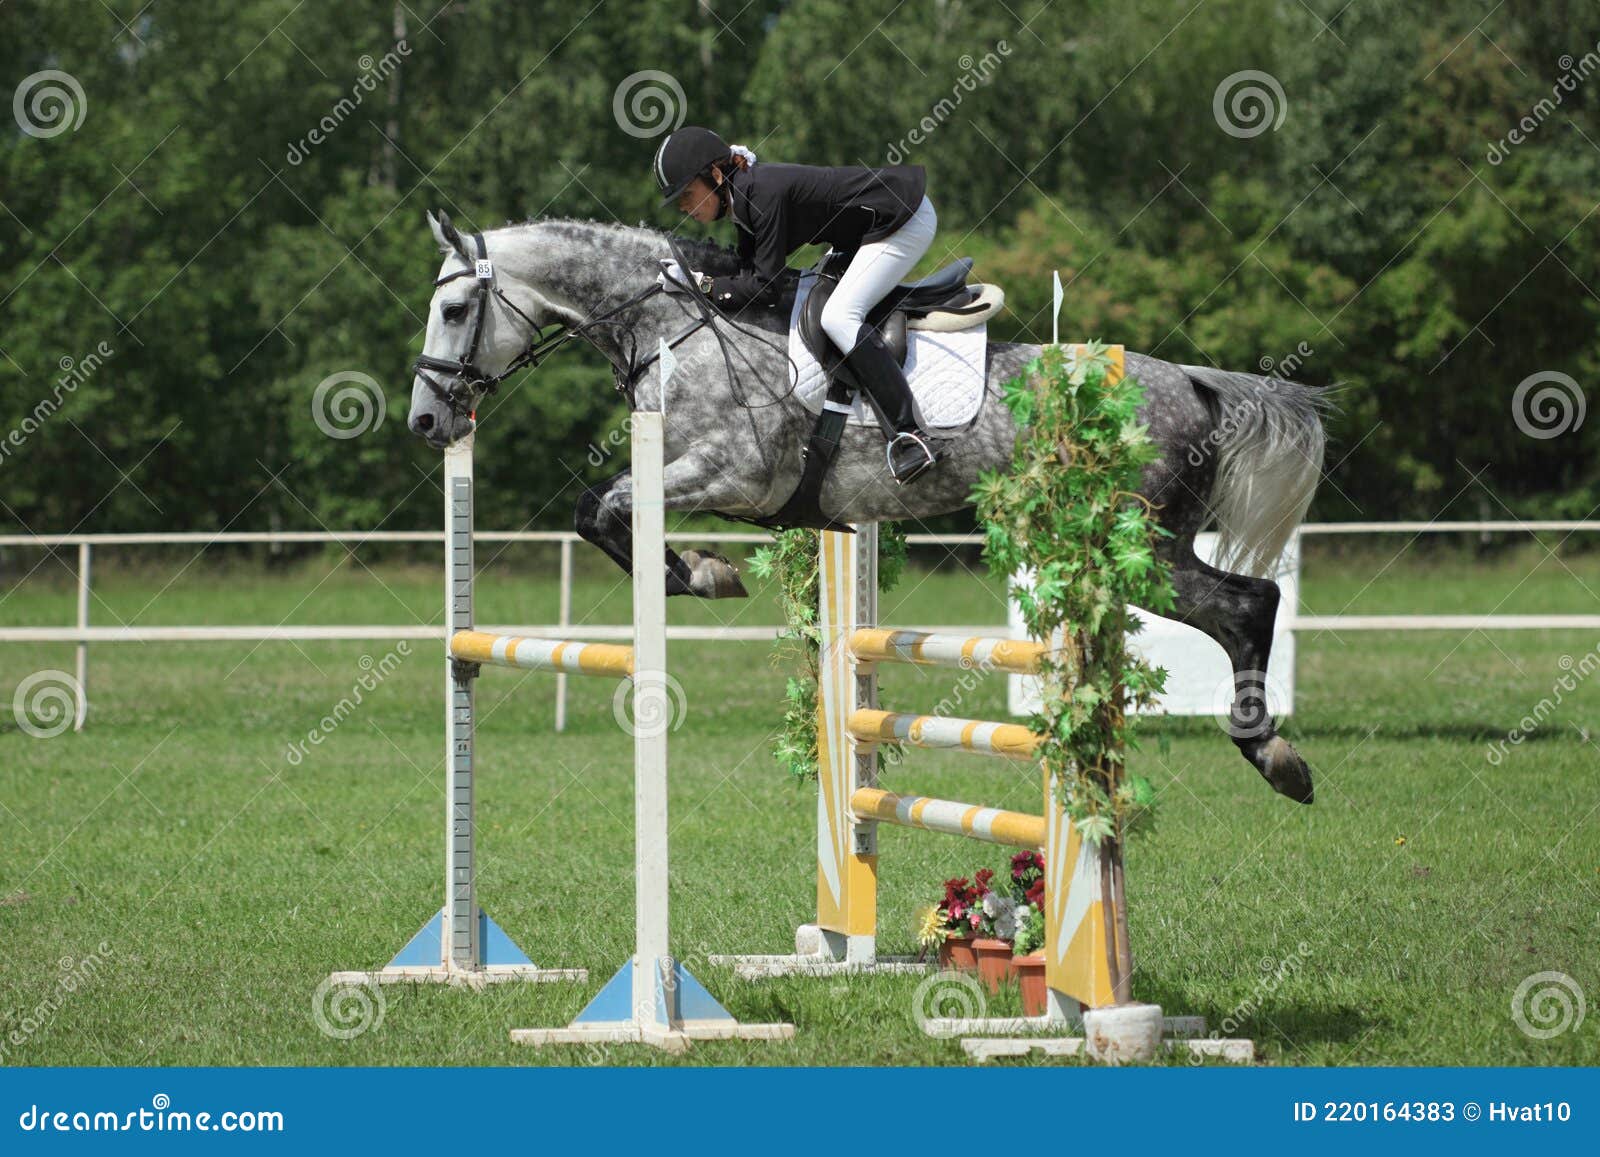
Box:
[443,302,468,323]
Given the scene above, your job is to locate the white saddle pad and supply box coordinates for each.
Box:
[789,271,987,432]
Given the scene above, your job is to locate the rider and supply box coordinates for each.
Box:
[652,125,940,485]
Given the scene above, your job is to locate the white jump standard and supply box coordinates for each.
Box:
[509,410,793,1053]
[329,434,587,988]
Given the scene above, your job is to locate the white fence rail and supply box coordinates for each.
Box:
[3,522,1596,732]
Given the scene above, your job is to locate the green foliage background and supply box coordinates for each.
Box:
[2,0,1595,534]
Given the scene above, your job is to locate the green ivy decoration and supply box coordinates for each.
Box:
[753,524,906,782]
[971,343,1175,847]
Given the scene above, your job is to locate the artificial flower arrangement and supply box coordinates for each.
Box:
[918,851,1048,988]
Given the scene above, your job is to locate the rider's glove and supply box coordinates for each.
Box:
[657,259,706,296]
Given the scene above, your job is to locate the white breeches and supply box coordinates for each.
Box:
[819,195,938,353]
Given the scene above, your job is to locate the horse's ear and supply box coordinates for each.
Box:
[427,209,466,257]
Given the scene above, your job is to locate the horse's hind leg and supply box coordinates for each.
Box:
[574,464,749,599]
[1158,534,1315,804]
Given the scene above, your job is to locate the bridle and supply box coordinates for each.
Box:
[411,232,556,418]
[412,229,790,421]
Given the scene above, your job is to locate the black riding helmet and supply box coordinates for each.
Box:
[653,125,732,205]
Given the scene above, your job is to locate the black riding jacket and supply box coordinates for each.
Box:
[704,162,927,312]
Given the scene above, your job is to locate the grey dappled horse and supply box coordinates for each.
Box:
[407,213,1330,804]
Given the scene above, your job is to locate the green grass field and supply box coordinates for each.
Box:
[2,538,1597,1066]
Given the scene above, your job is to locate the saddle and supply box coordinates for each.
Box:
[752,253,1004,533]
[795,251,1003,377]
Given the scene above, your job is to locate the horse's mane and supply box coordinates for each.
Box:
[492,215,744,278]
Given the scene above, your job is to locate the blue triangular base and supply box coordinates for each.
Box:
[573,959,737,1025]
[387,908,536,969]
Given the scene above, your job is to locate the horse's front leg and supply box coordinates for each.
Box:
[574,458,749,599]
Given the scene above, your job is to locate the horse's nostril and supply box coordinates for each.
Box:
[413,412,434,433]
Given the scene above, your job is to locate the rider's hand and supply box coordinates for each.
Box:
[657,259,704,295]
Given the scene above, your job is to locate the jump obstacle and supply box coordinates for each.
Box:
[335,410,792,1053]
[716,346,1253,1062]
[327,429,589,989]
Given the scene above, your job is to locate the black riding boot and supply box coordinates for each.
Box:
[840,324,938,484]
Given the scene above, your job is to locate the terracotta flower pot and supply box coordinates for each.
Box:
[938,933,979,973]
[1012,952,1048,1016]
[972,937,1013,993]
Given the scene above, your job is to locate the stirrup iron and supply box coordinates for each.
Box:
[886,431,937,485]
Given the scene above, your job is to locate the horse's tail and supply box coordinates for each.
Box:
[1182,366,1331,579]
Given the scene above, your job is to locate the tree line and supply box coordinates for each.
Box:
[1,0,1594,536]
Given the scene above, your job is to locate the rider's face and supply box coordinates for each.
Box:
[677,173,721,223]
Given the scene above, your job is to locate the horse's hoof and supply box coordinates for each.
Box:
[680,549,749,599]
[1245,733,1315,804]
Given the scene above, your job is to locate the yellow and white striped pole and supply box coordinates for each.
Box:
[847,708,1043,760]
[848,628,1048,675]
[449,630,635,678]
[849,787,1046,850]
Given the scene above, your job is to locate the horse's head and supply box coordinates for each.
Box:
[408,210,549,447]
